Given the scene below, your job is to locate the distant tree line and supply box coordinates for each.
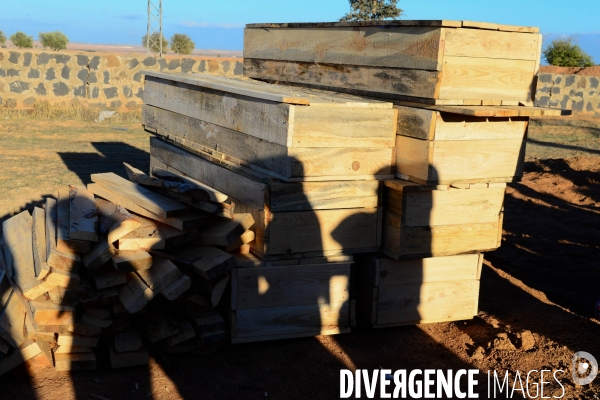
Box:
[142,33,195,55]
[0,29,69,50]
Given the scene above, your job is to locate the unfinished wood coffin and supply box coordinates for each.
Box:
[357,254,482,327]
[230,262,351,343]
[382,180,504,259]
[150,138,382,259]
[243,20,541,105]
[395,105,528,185]
[142,104,396,180]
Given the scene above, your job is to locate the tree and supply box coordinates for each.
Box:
[170,33,195,55]
[39,31,69,51]
[0,30,6,45]
[142,32,169,54]
[543,38,594,67]
[9,31,33,48]
[340,0,402,21]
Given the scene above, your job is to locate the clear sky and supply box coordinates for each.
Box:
[2,0,600,62]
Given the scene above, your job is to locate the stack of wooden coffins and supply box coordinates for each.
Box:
[141,71,399,343]
[241,20,570,327]
[0,166,255,374]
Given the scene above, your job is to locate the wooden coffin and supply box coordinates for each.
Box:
[150,138,382,260]
[243,20,541,105]
[382,179,504,259]
[142,71,397,181]
[357,254,482,327]
[395,105,528,185]
[230,261,351,343]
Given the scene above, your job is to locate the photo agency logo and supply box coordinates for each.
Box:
[339,352,598,399]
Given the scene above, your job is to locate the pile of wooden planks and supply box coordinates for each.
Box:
[238,19,571,328]
[0,165,252,374]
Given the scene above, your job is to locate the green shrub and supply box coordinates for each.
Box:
[10,31,33,48]
[170,33,195,55]
[39,31,69,51]
[543,38,594,67]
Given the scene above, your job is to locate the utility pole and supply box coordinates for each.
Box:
[146,0,163,57]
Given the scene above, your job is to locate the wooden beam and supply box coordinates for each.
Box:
[31,207,50,280]
[112,250,153,273]
[81,238,115,271]
[96,199,141,244]
[118,216,198,251]
[45,198,82,272]
[196,214,254,246]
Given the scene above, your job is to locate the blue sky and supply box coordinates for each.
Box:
[2,0,600,63]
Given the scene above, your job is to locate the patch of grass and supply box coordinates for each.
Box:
[0,100,141,123]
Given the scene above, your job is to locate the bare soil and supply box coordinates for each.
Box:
[539,65,600,76]
[1,119,600,399]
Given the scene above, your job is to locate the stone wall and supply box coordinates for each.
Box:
[0,50,242,110]
[535,73,600,118]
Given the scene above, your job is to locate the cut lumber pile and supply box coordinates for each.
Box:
[0,168,251,375]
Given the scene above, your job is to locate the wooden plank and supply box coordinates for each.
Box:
[377,254,481,285]
[91,173,189,218]
[118,216,198,250]
[266,208,379,255]
[54,352,97,371]
[394,101,568,117]
[0,341,41,377]
[160,274,191,300]
[395,106,437,140]
[144,78,395,148]
[234,263,350,310]
[401,187,505,226]
[30,300,75,326]
[225,230,255,253]
[197,214,255,247]
[2,211,54,300]
[246,20,464,29]
[439,57,536,101]
[31,207,50,280]
[394,136,432,183]
[150,137,267,210]
[96,199,141,244]
[167,319,195,346]
[69,186,98,242]
[81,312,113,328]
[377,280,479,325]
[444,29,540,60]
[433,117,528,141]
[112,250,152,273]
[144,105,394,178]
[183,246,235,280]
[143,71,312,105]
[67,321,101,338]
[150,167,228,204]
[88,183,209,231]
[0,292,25,348]
[45,198,82,272]
[244,59,441,103]
[235,302,349,338]
[382,215,501,259]
[109,342,149,368]
[57,333,100,348]
[244,26,444,70]
[90,270,126,290]
[81,238,115,271]
[57,190,91,253]
[461,21,538,33]
[118,273,155,314]
[135,259,182,294]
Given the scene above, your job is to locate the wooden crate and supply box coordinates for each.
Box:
[395,105,528,185]
[243,20,542,105]
[230,260,352,343]
[357,254,482,327]
[150,137,382,260]
[141,71,397,181]
[382,180,504,259]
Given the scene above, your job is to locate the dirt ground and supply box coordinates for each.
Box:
[1,118,600,399]
[539,65,600,76]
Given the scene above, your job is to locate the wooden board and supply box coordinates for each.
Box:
[393,101,569,117]
[245,20,538,33]
[233,302,349,339]
[395,135,526,185]
[87,183,209,231]
[68,186,98,242]
[143,76,396,148]
[118,216,198,250]
[150,138,380,212]
[31,207,50,280]
[91,173,188,218]
[232,263,350,310]
[45,198,82,271]
[143,105,395,179]
[57,190,91,253]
